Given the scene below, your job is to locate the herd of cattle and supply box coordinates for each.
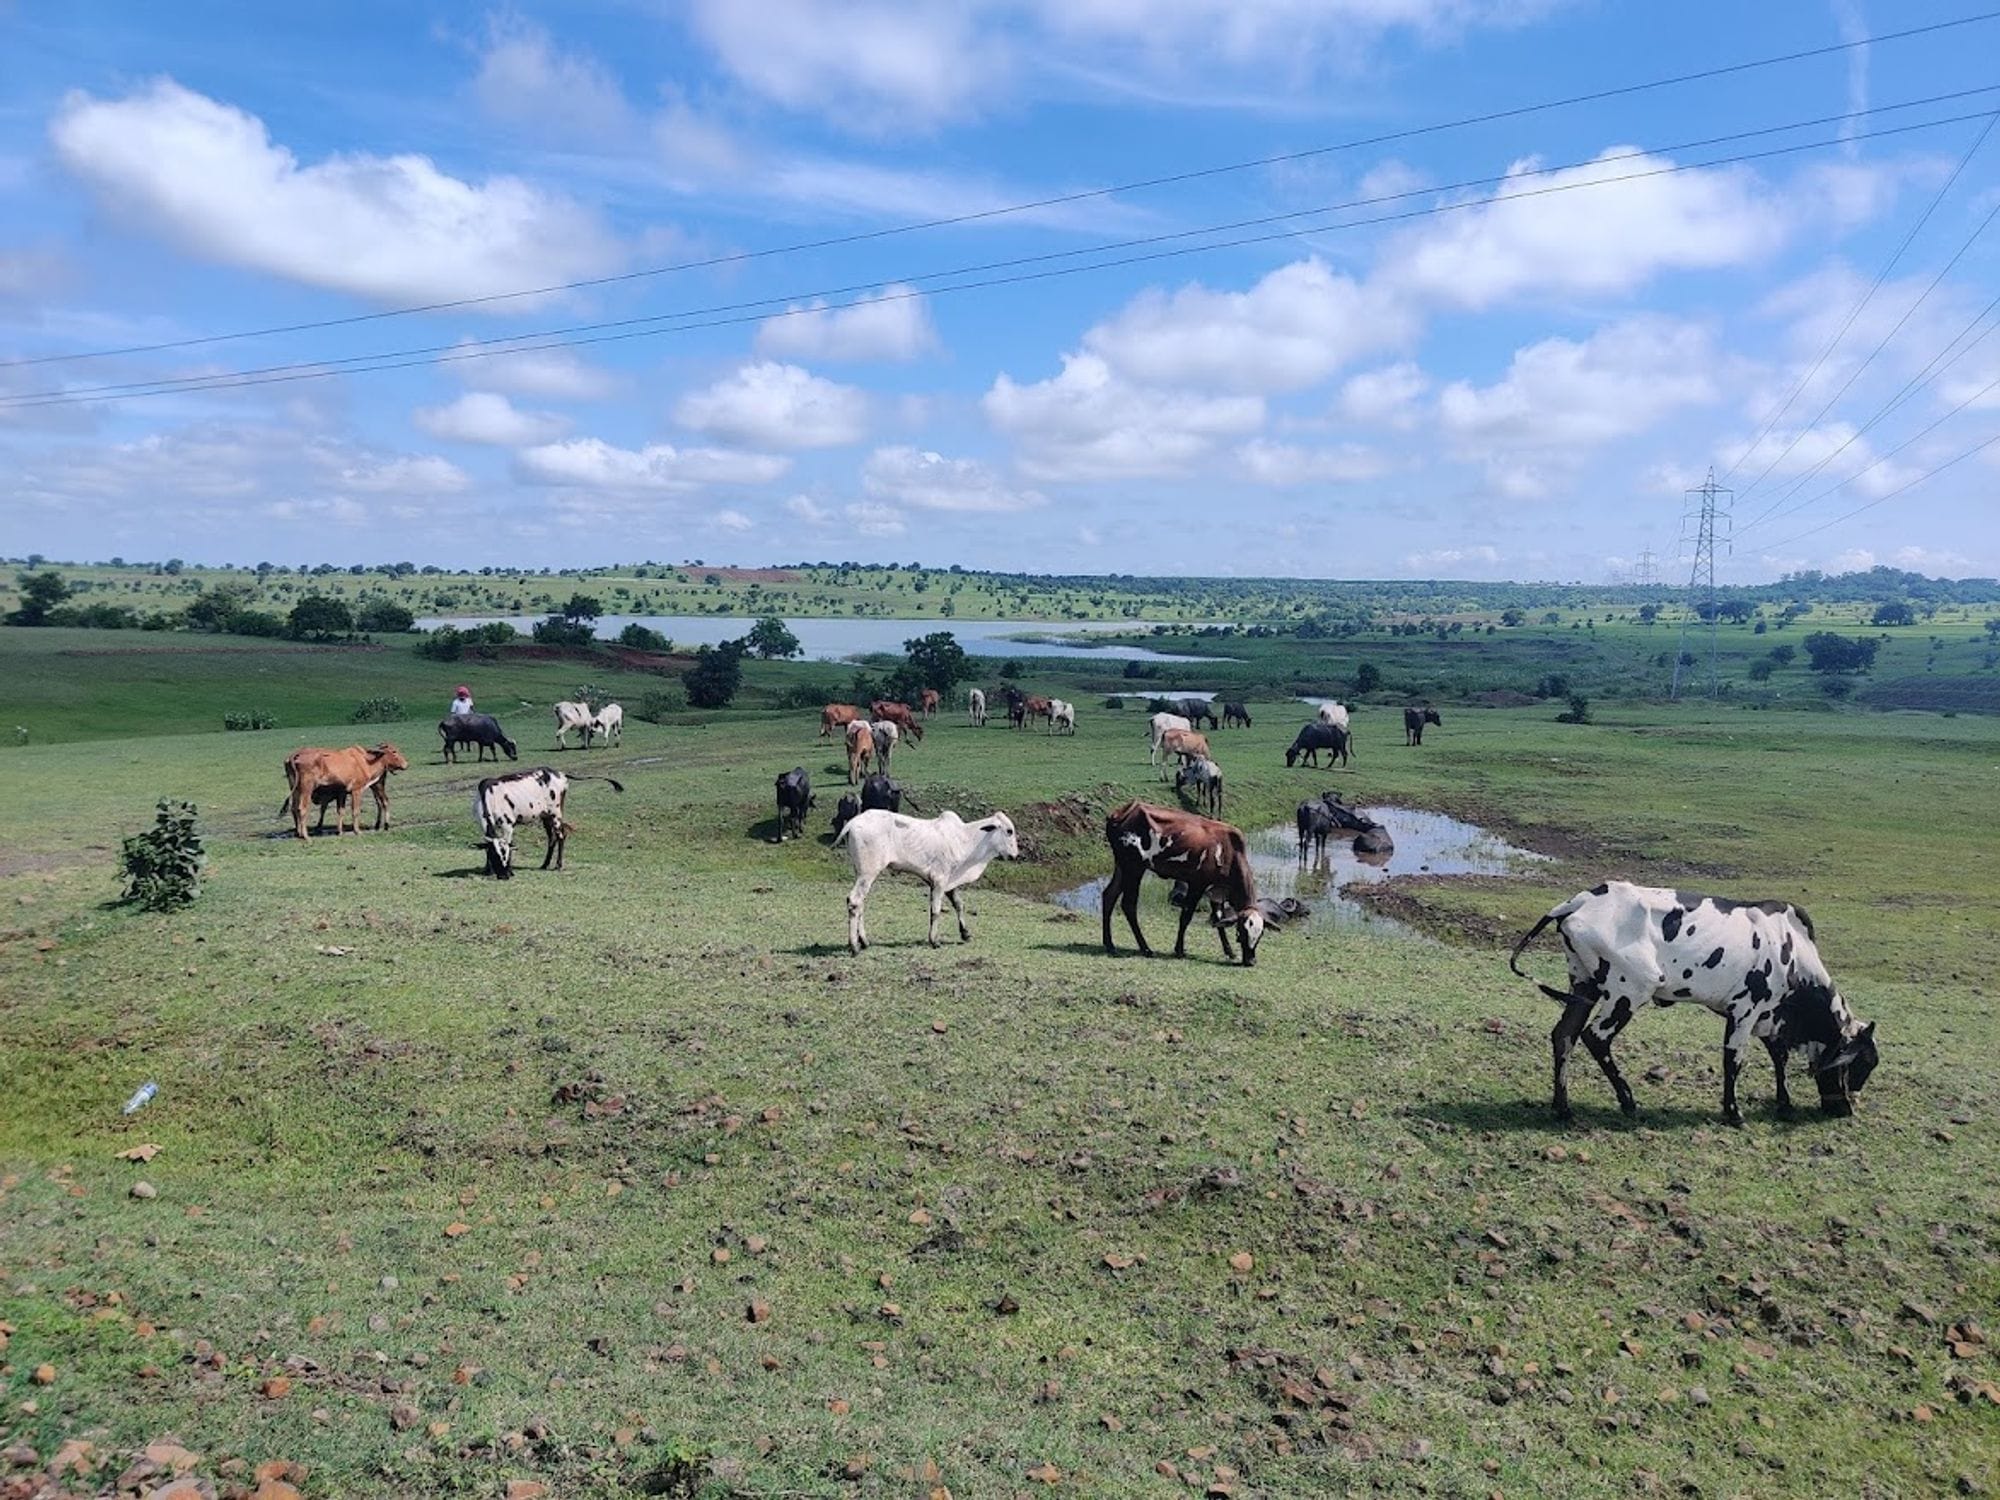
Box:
[274,685,1880,1125]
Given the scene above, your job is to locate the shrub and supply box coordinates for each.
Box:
[1768,644,1797,666]
[1533,673,1570,699]
[532,616,597,647]
[119,799,205,911]
[352,696,404,723]
[998,660,1023,680]
[225,609,286,637]
[618,622,672,652]
[746,616,802,659]
[1871,600,1916,627]
[635,687,686,722]
[473,620,518,645]
[683,640,745,708]
[1102,696,1125,710]
[7,570,71,626]
[778,682,844,711]
[1748,659,1775,682]
[1354,663,1382,694]
[47,602,140,629]
[1555,693,1593,724]
[1803,632,1880,673]
[416,626,464,660]
[223,710,276,731]
[1820,676,1855,699]
[355,600,415,633]
[288,594,353,641]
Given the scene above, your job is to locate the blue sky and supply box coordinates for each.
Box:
[3,0,1998,581]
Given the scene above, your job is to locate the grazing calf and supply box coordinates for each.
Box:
[968,688,988,727]
[920,688,941,718]
[1175,756,1223,815]
[553,700,593,750]
[775,767,814,841]
[869,700,924,743]
[471,767,623,878]
[439,713,518,764]
[845,720,875,785]
[1222,701,1252,728]
[835,808,1019,953]
[869,718,901,773]
[1510,880,1880,1126]
[1174,697,1218,730]
[1147,711,1192,765]
[1048,698,1075,734]
[284,744,410,839]
[1403,706,1442,746]
[586,702,623,748]
[1285,721,1350,768]
[1316,702,1350,731]
[1101,801,1263,966]
[1158,728,1211,778]
[821,703,864,739]
[829,772,917,836]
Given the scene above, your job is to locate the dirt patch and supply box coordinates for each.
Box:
[0,849,99,879]
[1012,784,1125,863]
[1467,689,1539,708]
[1343,877,1519,946]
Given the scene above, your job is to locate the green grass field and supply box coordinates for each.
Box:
[2,628,1997,1497]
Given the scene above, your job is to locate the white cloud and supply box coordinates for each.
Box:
[324,450,470,495]
[514,437,789,490]
[714,508,755,532]
[472,16,636,145]
[459,346,618,401]
[1891,544,1971,572]
[845,500,906,536]
[1236,439,1387,485]
[784,494,833,524]
[755,286,938,363]
[1828,547,1876,572]
[1715,422,1911,499]
[1406,544,1503,570]
[1383,149,1788,310]
[1337,361,1428,429]
[985,352,1263,480]
[51,80,621,307]
[674,361,869,449]
[1083,258,1412,393]
[413,392,568,447]
[862,445,1046,512]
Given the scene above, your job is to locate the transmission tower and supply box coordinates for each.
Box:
[1633,546,1659,587]
[1670,470,1732,699]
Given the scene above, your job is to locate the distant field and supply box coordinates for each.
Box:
[1,626,1996,1497]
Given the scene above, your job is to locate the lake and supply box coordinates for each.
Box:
[413,614,1224,663]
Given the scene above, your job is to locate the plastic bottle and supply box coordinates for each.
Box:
[122,1081,158,1115]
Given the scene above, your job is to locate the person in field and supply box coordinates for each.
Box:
[448,684,475,718]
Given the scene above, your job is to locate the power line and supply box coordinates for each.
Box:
[1718,109,1998,488]
[6,105,1992,412]
[1755,425,2000,550]
[1671,471,1732,699]
[7,7,1998,371]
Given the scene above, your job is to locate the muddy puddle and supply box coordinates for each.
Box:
[1051,805,1548,938]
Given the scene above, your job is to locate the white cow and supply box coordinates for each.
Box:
[586,702,623,748]
[553,700,593,749]
[968,688,988,727]
[1147,711,1192,765]
[869,718,901,773]
[1048,698,1075,735]
[834,809,1020,954]
[1316,701,1351,731]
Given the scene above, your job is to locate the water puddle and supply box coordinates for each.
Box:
[1051,805,1548,939]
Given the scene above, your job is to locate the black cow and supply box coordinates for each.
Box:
[1222,701,1252,728]
[1353,822,1393,856]
[440,713,518,763]
[1404,707,1442,746]
[1295,799,1339,863]
[1173,697,1218,730]
[775,767,814,841]
[1285,721,1351,768]
[829,773,918,835]
[1005,687,1027,730]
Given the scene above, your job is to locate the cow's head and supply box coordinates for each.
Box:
[1814,1019,1879,1116]
[977,813,1021,860]
[831,794,861,834]
[1212,903,1265,966]
[500,735,519,760]
[376,745,412,774]
[1285,746,1301,768]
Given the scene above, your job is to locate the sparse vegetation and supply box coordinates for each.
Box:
[116,797,205,909]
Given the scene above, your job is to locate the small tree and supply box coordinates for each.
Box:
[119,799,206,910]
[684,640,745,708]
[355,600,415,633]
[1984,618,2000,639]
[1499,608,1525,627]
[288,594,353,641]
[1354,662,1382,694]
[1768,644,1797,667]
[901,631,972,694]
[1637,603,1659,625]
[7,570,72,626]
[560,593,603,623]
[532,616,596,647]
[1871,600,1916,627]
[745,616,802,659]
[1803,632,1880,674]
[1555,692,1593,724]
[619,622,672,652]
[184,584,256,632]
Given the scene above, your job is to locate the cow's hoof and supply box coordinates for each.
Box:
[1722,1110,1745,1129]
[1773,1099,1797,1119]
[1553,1106,1575,1124]
[1820,1098,1853,1119]
[1618,1100,1638,1119]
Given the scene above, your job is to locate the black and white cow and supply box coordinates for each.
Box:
[471,768,623,878]
[775,767,814,841]
[1510,880,1879,1126]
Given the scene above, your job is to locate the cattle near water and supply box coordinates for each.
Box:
[835,808,1020,953]
[1101,801,1264,966]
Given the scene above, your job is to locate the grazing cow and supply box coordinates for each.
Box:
[1101,801,1263,966]
[920,688,941,718]
[1510,881,1880,1126]
[869,718,901,773]
[1147,711,1192,765]
[1005,687,1027,729]
[1158,728,1211,778]
[1022,695,1053,729]
[829,773,917,836]
[1404,707,1442,746]
[1286,722,1351,768]
[834,808,1020,953]
[553,701,593,750]
[1048,698,1076,735]
[470,767,623,879]
[439,713,518,764]
[1173,697,1218,730]
[284,743,410,840]
[1174,756,1223,815]
[869,700,924,743]
[586,702,623,748]
[775,767,814,841]
[821,703,864,739]
[1316,702,1351,731]
[1222,701,1252,728]
[968,688,988,727]
[845,720,875,785]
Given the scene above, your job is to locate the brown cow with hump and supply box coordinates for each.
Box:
[282,743,410,839]
[1100,801,1264,966]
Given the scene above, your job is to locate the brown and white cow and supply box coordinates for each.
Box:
[283,743,410,840]
[919,688,941,718]
[845,719,876,785]
[1158,728,1211,778]
[869,700,924,743]
[1100,801,1264,966]
[821,703,864,739]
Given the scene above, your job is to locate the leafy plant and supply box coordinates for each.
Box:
[1353,663,1383,694]
[635,687,686,722]
[745,616,802,659]
[532,616,597,647]
[618,622,672,652]
[223,710,276,731]
[351,696,404,723]
[1803,632,1880,674]
[683,640,745,708]
[1555,692,1593,724]
[7,570,71,626]
[119,799,206,911]
[355,600,415,633]
[287,594,353,641]
[416,626,464,660]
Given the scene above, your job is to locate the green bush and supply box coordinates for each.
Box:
[636,686,686,721]
[223,710,276,731]
[1354,663,1383,694]
[473,621,519,645]
[777,682,844,711]
[352,696,404,723]
[1555,692,1593,724]
[532,616,597,647]
[355,600,416,633]
[416,626,464,660]
[683,641,744,708]
[288,594,353,641]
[1748,660,1775,682]
[618,622,672,652]
[225,609,286,637]
[119,799,206,911]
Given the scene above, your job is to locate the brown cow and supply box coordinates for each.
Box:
[284,743,410,839]
[1101,801,1264,966]
[821,703,864,739]
[919,688,940,718]
[869,700,924,743]
[845,720,875,785]
[1158,728,1211,778]
[1022,695,1053,729]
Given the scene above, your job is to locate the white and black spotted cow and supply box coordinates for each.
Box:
[1510,880,1879,1126]
[471,767,623,878]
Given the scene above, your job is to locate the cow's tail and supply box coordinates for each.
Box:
[898,789,922,812]
[1509,894,1589,1002]
[573,776,624,793]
